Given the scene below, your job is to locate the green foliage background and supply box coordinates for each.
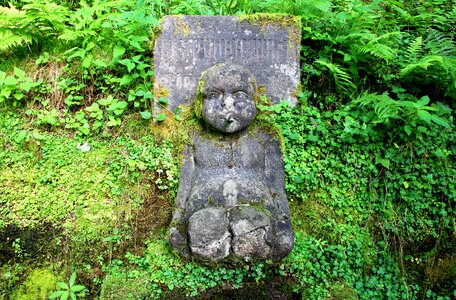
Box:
[0,0,455,299]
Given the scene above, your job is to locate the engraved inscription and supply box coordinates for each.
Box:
[154,16,300,111]
[157,38,287,70]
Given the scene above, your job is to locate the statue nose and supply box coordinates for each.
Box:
[222,95,235,109]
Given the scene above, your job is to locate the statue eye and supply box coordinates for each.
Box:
[233,91,247,99]
[206,92,221,100]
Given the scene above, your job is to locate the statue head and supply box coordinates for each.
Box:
[197,63,257,133]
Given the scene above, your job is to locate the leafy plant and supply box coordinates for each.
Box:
[0,1,70,53]
[49,272,87,300]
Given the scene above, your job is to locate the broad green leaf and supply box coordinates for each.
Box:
[57,282,69,290]
[417,95,430,106]
[403,181,409,189]
[140,111,152,120]
[85,41,95,51]
[417,110,432,124]
[119,75,132,86]
[1,90,11,99]
[404,125,412,136]
[127,62,135,73]
[107,116,121,127]
[98,95,113,106]
[143,91,153,99]
[13,93,24,100]
[14,67,25,78]
[135,90,145,97]
[380,159,390,169]
[71,285,85,292]
[49,290,65,299]
[434,149,446,158]
[113,45,125,58]
[82,55,93,68]
[19,81,36,91]
[15,130,28,143]
[119,59,131,65]
[430,114,450,128]
[79,125,90,135]
[67,49,85,60]
[156,113,166,121]
[4,75,17,86]
[94,59,108,68]
[85,103,100,112]
[158,97,169,104]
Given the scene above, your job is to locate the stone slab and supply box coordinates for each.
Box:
[153,15,301,112]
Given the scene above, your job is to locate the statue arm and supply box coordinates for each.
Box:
[173,144,195,220]
[169,144,195,256]
[265,135,294,258]
[264,137,289,216]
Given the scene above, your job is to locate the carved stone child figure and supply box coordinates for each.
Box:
[169,63,293,262]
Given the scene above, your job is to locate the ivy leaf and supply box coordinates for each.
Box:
[143,91,153,99]
[140,111,152,120]
[135,90,145,97]
[156,113,166,121]
[158,97,169,105]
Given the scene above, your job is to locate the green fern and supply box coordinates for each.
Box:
[405,36,423,61]
[315,59,356,95]
[400,29,455,77]
[425,29,456,56]
[353,93,451,128]
[400,55,444,77]
[0,1,69,53]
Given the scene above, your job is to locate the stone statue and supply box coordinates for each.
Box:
[169,63,293,262]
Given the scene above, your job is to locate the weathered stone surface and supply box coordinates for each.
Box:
[201,63,257,133]
[169,63,294,262]
[188,208,231,261]
[154,15,300,112]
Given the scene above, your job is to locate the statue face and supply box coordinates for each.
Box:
[201,64,256,133]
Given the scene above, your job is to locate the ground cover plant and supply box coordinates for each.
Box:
[0,0,455,299]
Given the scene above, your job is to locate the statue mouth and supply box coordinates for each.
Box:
[225,114,234,124]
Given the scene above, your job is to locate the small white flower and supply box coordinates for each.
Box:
[77,141,91,152]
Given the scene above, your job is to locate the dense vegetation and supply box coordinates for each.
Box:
[0,0,455,299]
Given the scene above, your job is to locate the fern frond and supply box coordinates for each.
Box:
[353,93,401,121]
[425,29,456,56]
[295,0,332,17]
[400,55,444,77]
[359,43,395,61]
[316,59,356,94]
[0,31,30,51]
[405,36,423,61]
[0,1,70,53]
[334,29,376,42]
